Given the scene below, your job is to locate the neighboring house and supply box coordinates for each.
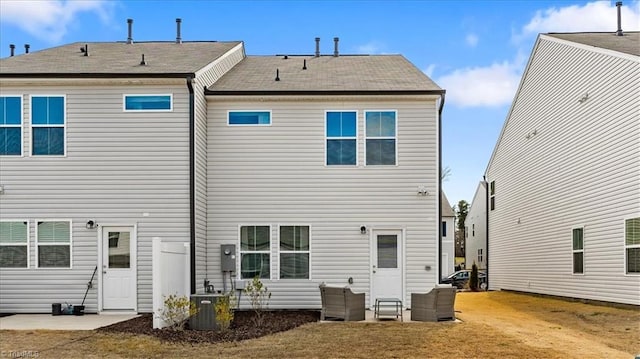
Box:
[0,25,245,313]
[0,30,445,312]
[204,46,445,309]
[485,31,640,305]
[465,182,486,270]
[441,191,455,278]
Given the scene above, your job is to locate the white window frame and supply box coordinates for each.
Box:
[0,220,29,268]
[238,224,272,280]
[325,110,358,166]
[227,110,272,126]
[572,226,584,275]
[624,216,640,275]
[35,219,72,269]
[123,94,173,112]
[0,95,23,157]
[364,109,398,166]
[477,248,483,264]
[277,224,312,280]
[29,95,67,157]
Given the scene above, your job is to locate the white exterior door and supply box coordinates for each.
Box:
[102,226,137,310]
[371,230,403,304]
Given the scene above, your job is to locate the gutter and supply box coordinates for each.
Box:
[437,91,446,284]
[186,76,196,295]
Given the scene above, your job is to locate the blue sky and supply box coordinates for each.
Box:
[2,0,639,207]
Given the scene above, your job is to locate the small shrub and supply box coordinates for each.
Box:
[158,294,198,330]
[469,262,479,292]
[214,294,236,331]
[244,276,272,327]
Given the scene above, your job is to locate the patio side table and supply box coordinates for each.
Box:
[374,298,403,321]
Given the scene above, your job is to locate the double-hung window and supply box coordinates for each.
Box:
[228,111,271,125]
[365,111,396,165]
[0,221,28,268]
[326,111,357,165]
[31,96,65,155]
[37,221,71,268]
[124,94,172,111]
[240,226,270,279]
[0,96,22,156]
[490,181,496,211]
[279,226,310,279]
[572,227,584,274]
[625,217,640,274]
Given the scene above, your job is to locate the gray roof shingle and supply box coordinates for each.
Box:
[0,41,242,76]
[207,55,442,93]
[545,32,639,57]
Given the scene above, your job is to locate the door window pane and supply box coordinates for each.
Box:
[377,235,397,268]
[108,232,130,268]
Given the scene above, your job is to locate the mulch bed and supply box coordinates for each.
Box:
[98,310,320,344]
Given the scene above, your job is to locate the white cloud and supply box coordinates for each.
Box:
[465,33,479,47]
[0,0,113,43]
[423,64,436,78]
[354,41,386,54]
[516,1,640,41]
[437,60,521,108]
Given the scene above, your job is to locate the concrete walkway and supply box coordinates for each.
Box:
[0,313,139,330]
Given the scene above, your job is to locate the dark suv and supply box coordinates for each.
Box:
[441,270,487,290]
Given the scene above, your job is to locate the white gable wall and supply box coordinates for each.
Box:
[206,95,440,308]
[466,182,487,270]
[486,35,640,305]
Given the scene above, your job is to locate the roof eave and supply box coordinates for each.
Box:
[0,72,196,79]
[205,89,445,96]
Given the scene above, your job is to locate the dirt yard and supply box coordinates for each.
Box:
[0,291,637,358]
[455,291,639,358]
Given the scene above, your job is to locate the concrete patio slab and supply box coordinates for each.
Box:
[320,309,461,323]
[0,313,139,330]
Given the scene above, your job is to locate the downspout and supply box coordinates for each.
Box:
[186,76,196,294]
[437,91,446,283]
[483,175,489,289]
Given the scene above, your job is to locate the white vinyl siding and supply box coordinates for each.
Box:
[36,220,72,268]
[0,221,28,268]
[486,35,640,305]
[625,217,640,274]
[465,182,487,270]
[207,96,439,309]
[0,82,190,313]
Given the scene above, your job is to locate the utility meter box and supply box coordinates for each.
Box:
[220,244,236,272]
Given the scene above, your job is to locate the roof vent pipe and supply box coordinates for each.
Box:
[275,68,280,81]
[140,54,146,66]
[303,59,307,70]
[616,1,623,36]
[315,37,320,57]
[333,37,339,57]
[25,44,30,54]
[127,19,134,44]
[9,44,15,57]
[176,18,182,43]
[84,44,89,56]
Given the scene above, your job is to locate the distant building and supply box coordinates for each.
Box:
[466,182,486,270]
[441,191,455,278]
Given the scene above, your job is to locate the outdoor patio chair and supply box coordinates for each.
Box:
[319,284,365,321]
[410,285,457,322]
